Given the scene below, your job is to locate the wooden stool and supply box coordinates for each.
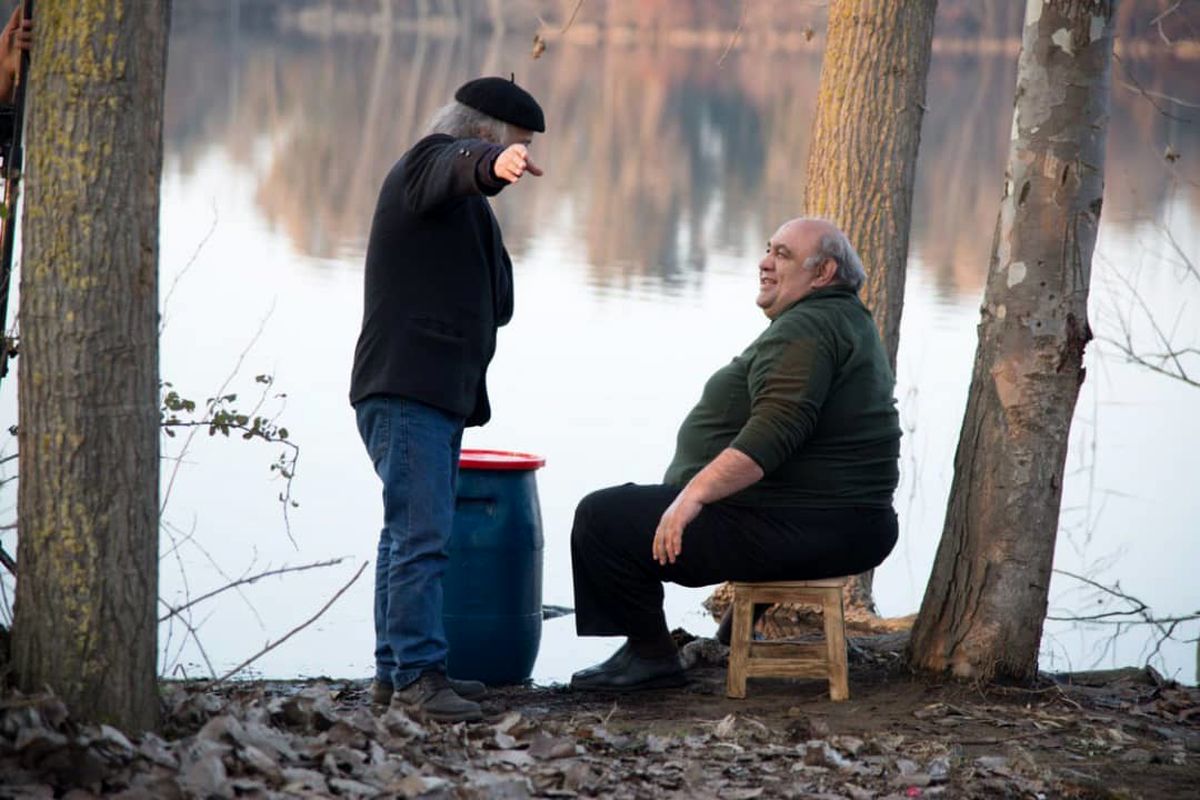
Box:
[725,578,850,701]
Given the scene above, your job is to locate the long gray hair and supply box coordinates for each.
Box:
[802,225,867,291]
[424,101,509,143]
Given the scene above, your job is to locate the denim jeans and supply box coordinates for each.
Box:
[355,395,464,689]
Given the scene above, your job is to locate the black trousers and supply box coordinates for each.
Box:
[570,483,898,638]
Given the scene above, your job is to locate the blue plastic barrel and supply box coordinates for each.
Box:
[443,449,546,685]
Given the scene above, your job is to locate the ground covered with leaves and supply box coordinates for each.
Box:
[0,635,1197,799]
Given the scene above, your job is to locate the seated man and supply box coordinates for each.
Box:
[570,217,901,690]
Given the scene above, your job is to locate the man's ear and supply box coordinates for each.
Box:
[816,257,838,286]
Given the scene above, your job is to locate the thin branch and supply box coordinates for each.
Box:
[1100,335,1200,388]
[1112,52,1191,123]
[161,418,300,545]
[210,561,368,686]
[160,203,218,335]
[163,517,268,631]
[559,0,584,34]
[1050,569,1199,671]
[160,301,276,518]
[1116,81,1200,110]
[158,558,345,622]
[1158,223,1198,284]
[1100,262,1199,387]
[1149,1,1181,45]
[717,0,751,67]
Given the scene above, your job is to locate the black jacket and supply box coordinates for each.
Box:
[350,134,514,426]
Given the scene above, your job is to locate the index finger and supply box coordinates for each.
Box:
[524,157,544,177]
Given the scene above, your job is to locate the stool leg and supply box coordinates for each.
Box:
[822,588,849,701]
[725,588,754,699]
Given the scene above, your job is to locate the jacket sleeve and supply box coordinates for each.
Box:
[400,135,508,214]
[729,316,836,474]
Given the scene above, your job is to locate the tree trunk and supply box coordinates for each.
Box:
[12,1,170,731]
[908,0,1114,682]
[803,0,938,613]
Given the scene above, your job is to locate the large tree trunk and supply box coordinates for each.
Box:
[12,1,170,731]
[908,0,1114,682]
[805,0,937,371]
[804,0,938,612]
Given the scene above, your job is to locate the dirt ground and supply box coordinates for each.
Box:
[0,634,1197,799]
[478,657,1199,799]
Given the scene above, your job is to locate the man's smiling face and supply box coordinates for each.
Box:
[756,218,837,319]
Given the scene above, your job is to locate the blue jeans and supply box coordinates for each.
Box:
[355,395,464,689]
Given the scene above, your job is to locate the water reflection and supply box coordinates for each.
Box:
[166,6,1199,301]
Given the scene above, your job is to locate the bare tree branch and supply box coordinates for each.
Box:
[210,561,368,686]
[1113,52,1192,123]
[718,0,751,67]
[160,302,276,520]
[559,0,585,34]
[1049,568,1199,673]
[1099,255,1200,387]
[160,202,218,335]
[1149,1,1182,45]
[158,558,346,623]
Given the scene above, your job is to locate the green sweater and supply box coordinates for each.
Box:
[663,286,900,508]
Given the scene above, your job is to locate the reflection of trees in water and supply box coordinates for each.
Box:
[164,10,1199,296]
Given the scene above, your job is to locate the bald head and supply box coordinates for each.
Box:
[756,218,867,318]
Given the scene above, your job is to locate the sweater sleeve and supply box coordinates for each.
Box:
[400,135,507,213]
[729,318,835,474]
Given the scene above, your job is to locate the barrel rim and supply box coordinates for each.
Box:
[459,448,546,470]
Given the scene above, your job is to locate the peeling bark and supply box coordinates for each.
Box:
[12,1,171,731]
[908,0,1114,682]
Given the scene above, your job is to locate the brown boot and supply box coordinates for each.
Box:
[389,671,482,723]
[372,675,486,706]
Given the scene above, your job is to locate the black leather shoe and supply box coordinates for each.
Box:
[570,651,686,691]
[570,642,634,682]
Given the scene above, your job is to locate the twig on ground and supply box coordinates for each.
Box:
[957,727,1067,747]
[210,561,368,686]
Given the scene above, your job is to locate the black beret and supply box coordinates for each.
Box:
[454,76,546,133]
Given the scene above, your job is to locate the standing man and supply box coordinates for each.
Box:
[351,77,545,722]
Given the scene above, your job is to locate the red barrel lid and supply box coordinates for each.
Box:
[459,448,546,470]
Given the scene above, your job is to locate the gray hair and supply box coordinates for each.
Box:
[424,101,509,143]
[802,226,867,291]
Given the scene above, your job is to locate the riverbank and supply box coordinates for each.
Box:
[2,634,1196,799]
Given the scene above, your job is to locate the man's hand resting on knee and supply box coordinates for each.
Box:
[652,448,764,565]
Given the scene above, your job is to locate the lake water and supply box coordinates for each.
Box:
[3,6,1197,686]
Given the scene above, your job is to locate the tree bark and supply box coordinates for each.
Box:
[908,0,1114,682]
[12,1,170,731]
[804,0,937,372]
[803,0,938,613]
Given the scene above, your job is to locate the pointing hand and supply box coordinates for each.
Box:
[494,144,543,184]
